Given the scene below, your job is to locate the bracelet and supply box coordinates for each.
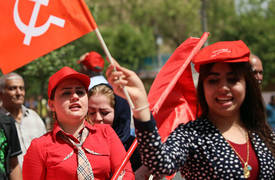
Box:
[132,104,150,112]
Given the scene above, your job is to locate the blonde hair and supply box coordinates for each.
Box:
[88,84,115,108]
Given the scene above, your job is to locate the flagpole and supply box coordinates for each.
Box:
[79,0,136,175]
[93,28,135,109]
[79,0,142,176]
[94,29,114,67]
[78,0,134,108]
[111,139,138,180]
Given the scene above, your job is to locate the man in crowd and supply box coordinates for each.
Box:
[249,53,263,85]
[0,73,46,167]
[77,51,108,89]
[0,112,22,180]
[78,51,105,78]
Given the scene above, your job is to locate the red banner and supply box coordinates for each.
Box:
[148,33,209,142]
[0,0,97,74]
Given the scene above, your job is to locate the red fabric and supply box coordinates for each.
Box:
[148,33,209,142]
[79,51,105,72]
[47,66,90,98]
[0,0,97,74]
[22,121,134,180]
[192,40,250,72]
[228,140,259,180]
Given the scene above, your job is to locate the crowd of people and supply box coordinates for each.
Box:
[0,39,274,180]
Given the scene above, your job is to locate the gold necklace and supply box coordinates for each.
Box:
[226,133,252,178]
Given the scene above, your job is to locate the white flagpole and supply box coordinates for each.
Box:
[93,28,135,109]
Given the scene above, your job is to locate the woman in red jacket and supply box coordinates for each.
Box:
[22,66,134,180]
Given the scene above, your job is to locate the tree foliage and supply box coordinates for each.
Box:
[13,0,275,99]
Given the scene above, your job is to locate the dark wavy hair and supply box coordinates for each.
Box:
[196,62,275,158]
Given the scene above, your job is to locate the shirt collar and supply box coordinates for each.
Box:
[0,107,10,116]
[21,105,29,117]
[0,105,29,117]
[52,121,96,142]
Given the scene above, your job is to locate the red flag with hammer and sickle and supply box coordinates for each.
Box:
[0,0,97,74]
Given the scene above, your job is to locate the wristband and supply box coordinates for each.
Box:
[133,104,150,112]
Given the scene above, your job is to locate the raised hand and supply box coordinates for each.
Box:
[106,60,150,121]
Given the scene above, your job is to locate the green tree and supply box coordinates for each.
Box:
[125,0,202,47]
[14,0,275,101]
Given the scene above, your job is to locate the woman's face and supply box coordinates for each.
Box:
[203,63,246,118]
[49,78,88,126]
[88,94,114,125]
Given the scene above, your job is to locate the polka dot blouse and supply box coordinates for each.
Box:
[135,117,275,179]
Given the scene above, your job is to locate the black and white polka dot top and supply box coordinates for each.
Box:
[135,117,275,179]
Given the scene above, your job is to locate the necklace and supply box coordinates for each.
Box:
[226,133,252,178]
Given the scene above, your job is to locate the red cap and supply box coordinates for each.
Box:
[78,51,105,72]
[192,40,250,71]
[48,66,90,98]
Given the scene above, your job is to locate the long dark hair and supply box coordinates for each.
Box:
[197,62,275,158]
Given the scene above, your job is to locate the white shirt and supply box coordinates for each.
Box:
[0,105,46,167]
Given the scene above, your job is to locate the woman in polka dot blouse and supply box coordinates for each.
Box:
[106,40,275,179]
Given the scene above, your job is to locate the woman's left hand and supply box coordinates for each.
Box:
[106,59,150,121]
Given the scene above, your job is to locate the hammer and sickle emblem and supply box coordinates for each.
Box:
[13,0,65,46]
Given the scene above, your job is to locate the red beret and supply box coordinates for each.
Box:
[78,51,105,72]
[192,40,250,71]
[48,66,90,98]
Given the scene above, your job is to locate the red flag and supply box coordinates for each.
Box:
[148,33,209,142]
[0,0,97,74]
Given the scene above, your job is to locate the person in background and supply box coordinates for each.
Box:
[267,95,275,131]
[106,40,275,179]
[0,112,22,180]
[22,66,134,180]
[249,53,263,85]
[78,51,105,81]
[87,82,143,172]
[81,51,151,178]
[78,51,137,144]
[0,73,46,167]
